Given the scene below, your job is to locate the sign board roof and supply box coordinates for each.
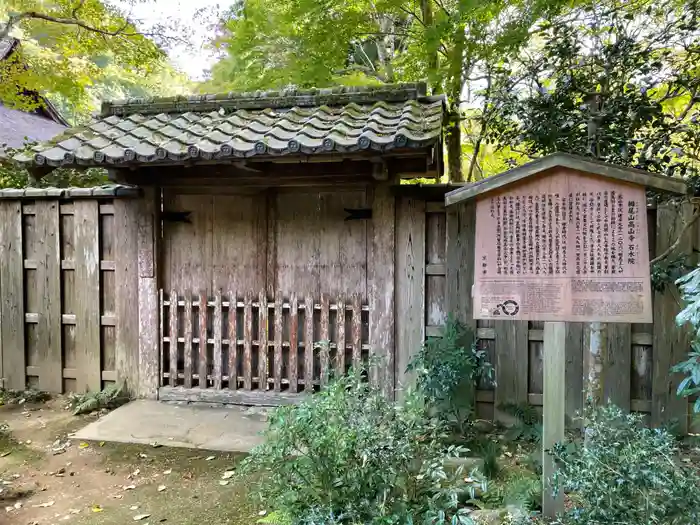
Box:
[445,153,687,207]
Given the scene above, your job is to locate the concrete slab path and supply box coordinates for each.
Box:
[70,399,268,453]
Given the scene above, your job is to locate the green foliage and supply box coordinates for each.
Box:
[258,511,293,525]
[651,254,694,293]
[407,317,493,435]
[468,438,502,479]
[238,366,485,525]
[488,0,700,178]
[551,405,700,525]
[0,388,50,406]
[498,403,542,444]
[674,265,700,413]
[67,382,129,415]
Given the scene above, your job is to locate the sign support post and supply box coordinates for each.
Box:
[543,321,566,517]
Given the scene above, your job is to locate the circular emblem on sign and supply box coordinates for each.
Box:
[499,300,520,316]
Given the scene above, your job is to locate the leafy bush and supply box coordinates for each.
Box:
[0,388,50,406]
[674,266,700,413]
[239,367,485,525]
[551,405,700,525]
[498,403,542,443]
[407,317,493,435]
[67,382,129,415]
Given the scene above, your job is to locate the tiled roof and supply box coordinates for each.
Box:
[0,104,67,151]
[13,83,444,169]
[0,185,139,200]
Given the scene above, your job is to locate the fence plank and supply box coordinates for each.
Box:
[274,291,283,392]
[565,323,584,427]
[368,184,395,396]
[605,324,632,410]
[259,291,269,390]
[243,291,253,390]
[213,290,223,389]
[289,293,299,392]
[228,289,237,389]
[183,292,193,388]
[336,296,345,376]
[35,201,63,393]
[159,289,164,388]
[199,291,208,388]
[395,197,425,392]
[352,293,362,371]
[652,202,691,432]
[169,290,178,387]
[74,200,101,393]
[320,293,330,386]
[305,295,314,391]
[494,321,529,422]
[113,198,140,395]
[0,202,25,390]
[446,202,476,330]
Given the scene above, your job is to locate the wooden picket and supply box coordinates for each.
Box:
[159,292,370,404]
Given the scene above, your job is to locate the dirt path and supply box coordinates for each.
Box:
[1,398,258,525]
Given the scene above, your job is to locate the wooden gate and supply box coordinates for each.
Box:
[158,291,369,404]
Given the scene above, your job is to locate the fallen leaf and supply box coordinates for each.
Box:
[79,443,90,449]
[162,469,172,475]
[123,485,136,490]
[205,456,215,461]
[219,480,229,486]
[259,510,267,516]
[69,509,81,514]
[14,501,22,509]
[132,469,141,477]
[92,505,103,513]
[0,452,10,458]
[130,505,140,511]
[25,440,31,445]
[150,442,162,448]
[99,442,105,447]
[157,485,166,492]
[133,514,151,521]
[139,453,148,459]
[33,501,55,508]
[113,495,123,500]
[221,471,235,480]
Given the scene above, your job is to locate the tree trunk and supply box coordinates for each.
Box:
[446,115,463,182]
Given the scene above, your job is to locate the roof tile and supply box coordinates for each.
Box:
[14,83,444,169]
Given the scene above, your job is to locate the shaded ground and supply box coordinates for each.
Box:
[1,398,259,525]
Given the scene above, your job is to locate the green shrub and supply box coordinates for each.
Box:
[239,367,485,525]
[407,317,493,435]
[67,382,129,415]
[674,265,700,413]
[551,405,700,525]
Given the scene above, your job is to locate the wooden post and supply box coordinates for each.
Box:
[137,186,161,399]
[543,321,566,518]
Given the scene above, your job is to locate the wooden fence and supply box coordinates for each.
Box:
[159,291,369,404]
[0,187,141,394]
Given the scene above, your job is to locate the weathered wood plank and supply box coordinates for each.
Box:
[158,289,164,388]
[113,198,140,395]
[605,323,632,411]
[228,290,238,389]
[183,292,193,388]
[304,295,314,391]
[494,321,529,423]
[35,200,63,393]
[368,184,395,396]
[266,191,277,298]
[0,202,25,390]
[289,293,299,393]
[351,293,362,371]
[395,197,425,393]
[543,322,566,518]
[258,291,269,391]
[213,290,223,389]
[273,292,283,391]
[446,202,476,330]
[320,293,330,386]
[159,385,306,406]
[243,291,253,390]
[565,323,584,427]
[169,289,179,387]
[336,295,345,377]
[199,291,208,388]
[137,187,160,399]
[652,202,691,432]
